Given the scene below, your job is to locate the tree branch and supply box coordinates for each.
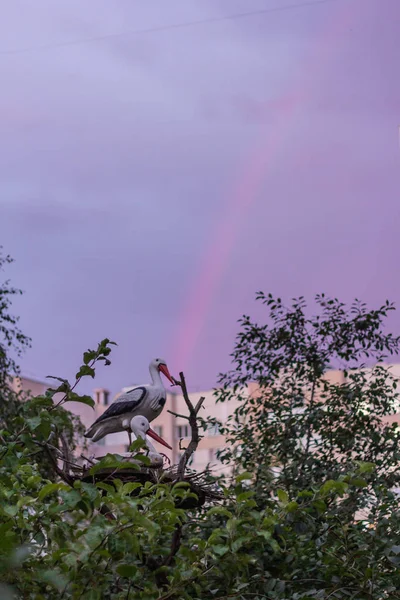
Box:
[43,443,74,485]
[174,372,205,481]
[161,373,205,571]
[167,409,189,421]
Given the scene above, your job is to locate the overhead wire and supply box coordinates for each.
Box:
[0,0,348,56]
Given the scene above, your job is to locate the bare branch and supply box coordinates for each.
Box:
[59,431,72,477]
[194,397,206,413]
[161,372,205,569]
[167,409,189,420]
[175,371,205,480]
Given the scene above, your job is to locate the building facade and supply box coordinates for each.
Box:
[14,364,400,473]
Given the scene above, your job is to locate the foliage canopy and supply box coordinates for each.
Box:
[1,253,400,600]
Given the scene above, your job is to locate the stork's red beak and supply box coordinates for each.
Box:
[146,427,172,450]
[158,363,174,385]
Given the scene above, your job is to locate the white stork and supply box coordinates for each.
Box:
[128,415,172,466]
[84,358,174,445]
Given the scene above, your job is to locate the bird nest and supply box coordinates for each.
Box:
[59,452,223,509]
[49,372,223,509]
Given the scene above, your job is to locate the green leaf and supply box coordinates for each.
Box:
[277,489,289,504]
[212,545,229,557]
[206,507,233,518]
[116,564,138,578]
[26,416,42,431]
[81,482,99,502]
[313,499,327,513]
[320,480,348,496]
[59,489,82,510]
[356,462,376,475]
[122,482,142,495]
[231,536,249,552]
[38,483,61,501]
[132,454,151,466]
[46,376,69,385]
[349,477,367,488]
[96,482,115,494]
[128,438,147,452]
[76,365,95,379]
[83,350,97,365]
[65,393,95,408]
[46,376,70,393]
[89,455,140,475]
[172,482,190,489]
[235,471,253,483]
[237,490,254,503]
[28,396,53,408]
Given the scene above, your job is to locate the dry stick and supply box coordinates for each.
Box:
[162,373,205,569]
[173,372,205,481]
[167,410,188,420]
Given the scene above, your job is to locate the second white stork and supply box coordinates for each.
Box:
[129,415,172,466]
[84,358,174,445]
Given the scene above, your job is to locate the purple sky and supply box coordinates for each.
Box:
[1,0,400,395]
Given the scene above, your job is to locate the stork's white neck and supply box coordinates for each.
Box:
[132,427,157,455]
[149,363,163,387]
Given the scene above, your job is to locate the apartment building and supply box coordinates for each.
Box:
[12,364,400,473]
[10,374,49,397]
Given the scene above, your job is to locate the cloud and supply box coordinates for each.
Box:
[0,0,399,392]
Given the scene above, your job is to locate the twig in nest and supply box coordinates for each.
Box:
[80,453,97,465]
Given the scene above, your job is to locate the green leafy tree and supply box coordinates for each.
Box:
[2,278,400,599]
[0,247,31,424]
[0,248,85,477]
[216,294,400,510]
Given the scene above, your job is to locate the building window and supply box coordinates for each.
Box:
[153,425,163,437]
[94,390,110,405]
[176,425,190,439]
[207,423,220,436]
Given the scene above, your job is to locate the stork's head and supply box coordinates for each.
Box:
[129,415,172,449]
[151,358,174,385]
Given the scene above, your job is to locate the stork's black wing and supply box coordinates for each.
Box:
[93,386,147,424]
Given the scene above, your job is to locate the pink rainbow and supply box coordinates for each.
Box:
[171,1,359,376]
